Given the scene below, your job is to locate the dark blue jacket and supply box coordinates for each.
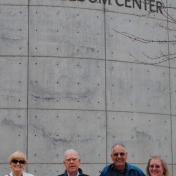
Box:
[100,163,146,176]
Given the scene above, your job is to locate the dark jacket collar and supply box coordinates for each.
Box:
[60,168,88,176]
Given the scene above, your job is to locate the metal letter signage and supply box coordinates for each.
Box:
[68,0,163,14]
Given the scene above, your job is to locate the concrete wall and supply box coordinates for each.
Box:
[0,0,175,175]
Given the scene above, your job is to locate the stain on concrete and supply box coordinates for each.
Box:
[32,94,55,100]
[30,84,96,101]
[30,122,71,146]
[0,34,23,40]
[134,127,151,139]
[2,118,25,129]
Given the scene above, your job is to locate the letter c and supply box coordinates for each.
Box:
[89,0,97,2]
[115,0,124,6]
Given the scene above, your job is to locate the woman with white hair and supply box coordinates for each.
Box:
[6,151,34,176]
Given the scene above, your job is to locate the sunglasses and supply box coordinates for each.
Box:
[113,152,126,157]
[11,159,25,164]
[149,165,160,169]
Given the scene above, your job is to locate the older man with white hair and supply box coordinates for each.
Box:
[58,149,89,176]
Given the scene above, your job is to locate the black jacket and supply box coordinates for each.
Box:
[58,168,89,176]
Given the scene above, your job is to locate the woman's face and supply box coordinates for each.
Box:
[10,158,25,173]
[149,159,164,176]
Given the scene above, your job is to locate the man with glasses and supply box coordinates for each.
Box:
[58,149,89,176]
[100,143,145,176]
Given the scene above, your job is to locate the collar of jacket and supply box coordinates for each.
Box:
[64,168,84,176]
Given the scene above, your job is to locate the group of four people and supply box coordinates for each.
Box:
[6,143,171,176]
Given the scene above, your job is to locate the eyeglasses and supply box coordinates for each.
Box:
[113,153,126,157]
[65,158,78,162]
[11,160,25,164]
[149,165,160,169]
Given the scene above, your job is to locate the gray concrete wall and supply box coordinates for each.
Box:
[0,0,175,175]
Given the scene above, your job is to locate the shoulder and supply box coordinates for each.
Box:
[57,172,65,176]
[58,169,67,176]
[99,163,113,176]
[5,172,11,176]
[78,168,89,176]
[25,173,34,176]
[126,163,145,176]
[23,172,35,176]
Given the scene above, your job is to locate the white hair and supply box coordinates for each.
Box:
[64,149,80,160]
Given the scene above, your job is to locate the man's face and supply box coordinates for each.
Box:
[111,145,128,170]
[63,151,81,175]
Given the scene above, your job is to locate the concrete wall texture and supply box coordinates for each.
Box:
[0,0,175,175]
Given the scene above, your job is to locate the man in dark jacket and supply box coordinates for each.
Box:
[58,149,89,176]
[100,143,145,176]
